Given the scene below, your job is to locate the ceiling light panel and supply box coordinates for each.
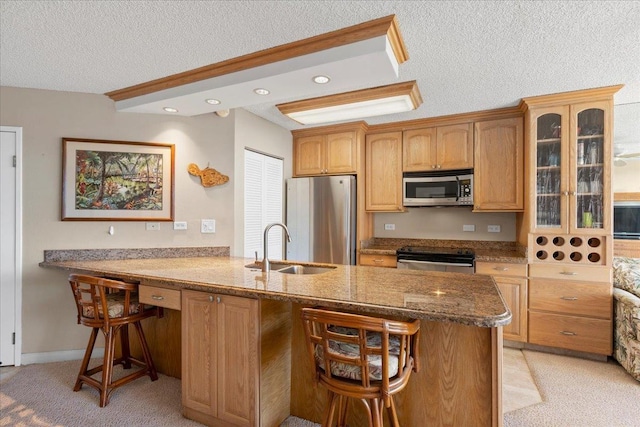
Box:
[277,81,422,125]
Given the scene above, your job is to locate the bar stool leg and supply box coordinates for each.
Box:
[386,397,400,427]
[337,395,349,426]
[74,327,98,391]
[99,326,117,407]
[120,324,132,369]
[133,320,158,380]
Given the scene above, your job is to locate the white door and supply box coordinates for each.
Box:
[243,149,284,260]
[0,127,22,366]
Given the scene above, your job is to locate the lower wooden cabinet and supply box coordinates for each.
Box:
[527,277,612,355]
[475,261,527,342]
[359,253,397,268]
[182,290,292,427]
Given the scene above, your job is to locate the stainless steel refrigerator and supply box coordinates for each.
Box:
[286,176,356,265]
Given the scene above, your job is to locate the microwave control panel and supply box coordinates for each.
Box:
[459,178,473,205]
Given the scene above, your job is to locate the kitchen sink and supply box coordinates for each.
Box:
[244,262,335,275]
[276,265,335,275]
[245,262,290,271]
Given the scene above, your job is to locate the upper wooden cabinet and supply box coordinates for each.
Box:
[403,123,473,172]
[524,99,615,236]
[292,123,367,176]
[520,85,622,268]
[365,132,404,212]
[473,117,524,211]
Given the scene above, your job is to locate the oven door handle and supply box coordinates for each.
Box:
[397,259,474,268]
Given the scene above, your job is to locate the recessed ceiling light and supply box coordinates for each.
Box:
[163,107,178,113]
[254,88,270,95]
[205,99,221,105]
[313,75,330,84]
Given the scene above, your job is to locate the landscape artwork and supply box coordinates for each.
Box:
[62,138,174,221]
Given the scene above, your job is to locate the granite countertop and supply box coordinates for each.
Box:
[40,256,511,328]
[360,238,528,264]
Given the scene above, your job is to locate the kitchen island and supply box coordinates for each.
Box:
[41,255,510,427]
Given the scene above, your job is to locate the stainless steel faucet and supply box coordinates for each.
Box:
[262,223,291,273]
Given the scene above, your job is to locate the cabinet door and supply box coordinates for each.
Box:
[474,117,524,211]
[495,277,527,342]
[365,132,404,212]
[403,127,437,171]
[569,101,611,234]
[294,135,325,176]
[530,107,570,232]
[182,290,217,417]
[217,295,258,427]
[325,131,357,174]
[436,123,474,170]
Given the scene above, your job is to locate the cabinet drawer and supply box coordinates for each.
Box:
[529,264,611,283]
[139,285,181,310]
[475,262,527,277]
[529,279,611,319]
[529,311,612,355]
[359,254,397,268]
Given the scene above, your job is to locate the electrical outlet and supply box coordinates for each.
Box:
[173,221,188,230]
[384,223,395,231]
[463,224,475,232]
[145,222,160,231]
[488,225,501,233]
[201,219,216,233]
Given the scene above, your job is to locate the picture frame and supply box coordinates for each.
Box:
[62,138,175,221]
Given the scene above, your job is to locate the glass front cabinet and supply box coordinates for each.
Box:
[522,86,620,267]
[531,101,611,235]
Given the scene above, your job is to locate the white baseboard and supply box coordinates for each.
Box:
[20,348,104,365]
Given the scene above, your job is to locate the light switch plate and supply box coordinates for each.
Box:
[201,219,216,233]
[173,221,188,230]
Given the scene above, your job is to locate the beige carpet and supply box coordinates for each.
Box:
[1,349,636,426]
[504,350,640,427]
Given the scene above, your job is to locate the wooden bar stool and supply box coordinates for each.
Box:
[68,274,159,407]
[301,307,420,427]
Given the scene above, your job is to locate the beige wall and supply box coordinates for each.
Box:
[232,109,293,257]
[0,86,290,355]
[374,209,516,241]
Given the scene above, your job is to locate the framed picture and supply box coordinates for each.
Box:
[62,138,175,221]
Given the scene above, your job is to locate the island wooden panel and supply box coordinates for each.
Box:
[290,304,500,427]
[117,309,182,378]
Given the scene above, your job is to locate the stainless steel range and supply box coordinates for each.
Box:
[396,246,475,273]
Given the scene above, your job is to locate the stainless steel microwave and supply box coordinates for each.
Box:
[403,169,473,207]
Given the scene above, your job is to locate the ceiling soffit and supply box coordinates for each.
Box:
[107,15,410,118]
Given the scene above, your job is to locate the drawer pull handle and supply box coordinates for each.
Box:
[561,296,578,301]
[151,295,165,301]
[560,331,577,336]
[373,259,384,263]
[493,267,509,271]
[560,272,578,276]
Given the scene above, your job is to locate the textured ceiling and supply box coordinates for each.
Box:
[1,1,639,149]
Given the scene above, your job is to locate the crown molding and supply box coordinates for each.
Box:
[520,84,624,110]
